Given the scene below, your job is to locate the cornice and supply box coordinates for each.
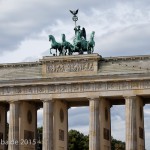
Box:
[102,55,150,62]
[0,72,150,87]
[0,62,41,69]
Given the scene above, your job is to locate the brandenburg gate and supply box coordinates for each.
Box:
[0,9,150,150]
[0,53,150,150]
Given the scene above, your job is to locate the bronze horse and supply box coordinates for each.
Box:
[49,35,62,56]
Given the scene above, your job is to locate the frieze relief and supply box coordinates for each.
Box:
[0,80,150,96]
[46,60,94,73]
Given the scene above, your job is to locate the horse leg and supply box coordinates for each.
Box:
[65,49,67,55]
[92,47,94,53]
[68,47,72,55]
[56,49,57,56]
[62,47,66,56]
[50,48,52,54]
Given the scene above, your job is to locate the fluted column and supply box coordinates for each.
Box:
[125,96,137,150]
[99,97,111,150]
[0,104,7,150]
[42,100,53,150]
[89,98,99,150]
[8,101,19,150]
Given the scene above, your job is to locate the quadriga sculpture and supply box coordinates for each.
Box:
[49,30,95,56]
[48,9,95,56]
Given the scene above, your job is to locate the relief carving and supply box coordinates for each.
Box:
[103,128,110,140]
[48,85,56,93]
[71,84,80,92]
[131,81,140,89]
[107,82,119,90]
[0,88,3,95]
[38,87,45,93]
[142,81,150,88]
[84,83,94,91]
[59,129,64,141]
[95,82,106,90]
[3,87,12,94]
[119,81,131,90]
[46,60,94,73]
[15,88,22,94]
[24,87,33,94]
[59,85,68,92]
[0,80,150,96]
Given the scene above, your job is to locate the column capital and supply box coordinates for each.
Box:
[7,100,20,104]
[41,99,54,103]
[88,97,99,101]
[123,95,137,100]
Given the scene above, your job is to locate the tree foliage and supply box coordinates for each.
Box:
[68,130,125,150]
[68,130,89,150]
[37,128,125,150]
[111,136,125,150]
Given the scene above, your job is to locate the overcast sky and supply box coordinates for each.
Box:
[2,0,150,149]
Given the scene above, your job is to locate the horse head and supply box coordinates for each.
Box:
[87,31,95,54]
[49,35,55,42]
[49,35,52,41]
[61,34,66,42]
[90,31,95,40]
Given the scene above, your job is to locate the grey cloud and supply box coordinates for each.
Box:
[111,105,125,121]
[97,24,150,57]
[111,106,125,141]
[68,107,89,127]
[69,107,89,116]
[1,0,150,55]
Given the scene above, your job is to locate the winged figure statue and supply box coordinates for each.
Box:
[69,9,78,16]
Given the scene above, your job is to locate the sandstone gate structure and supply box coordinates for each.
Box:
[0,53,150,150]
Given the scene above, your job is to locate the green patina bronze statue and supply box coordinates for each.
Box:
[49,35,62,56]
[49,9,95,56]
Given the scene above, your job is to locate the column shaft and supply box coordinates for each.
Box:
[89,99,99,150]
[8,101,19,150]
[126,97,137,150]
[0,105,7,150]
[99,98,111,150]
[42,100,53,150]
